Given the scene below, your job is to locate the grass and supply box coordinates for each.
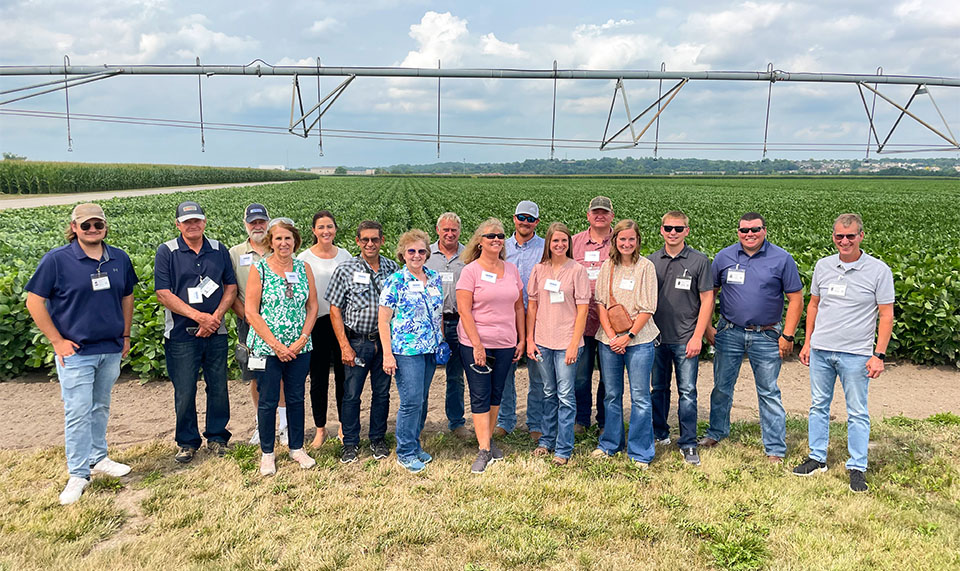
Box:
[1,414,958,570]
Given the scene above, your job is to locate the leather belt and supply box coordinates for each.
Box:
[742,323,778,332]
[346,328,379,342]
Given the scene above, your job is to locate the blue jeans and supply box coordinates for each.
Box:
[808,349,871,472]
[707,317,786,457]
[166,334,231,449]
[443,319,466,430]
[536,345,581,459]
[56,352,122,479]
[574,335,605,428]
[256,353,310,454]
[341,336,391,447]
[597,341,656,462]
[497,359,545,433]
[651,343,700,448]
[394,353,436,461]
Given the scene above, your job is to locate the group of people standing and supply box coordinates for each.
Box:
[28,194,893,505]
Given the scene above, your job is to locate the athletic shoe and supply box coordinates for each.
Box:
[340,445,360,464]
[59,476,89,505]
[91,457,131,477]
[633,460,649,470]
[174,446,196,464]
[208,441,229,457]
[370,440,389,460]
[471,449,494,474]
[681,447,701,466]
[849,470,868,493]
[490,440,504,461]
[793,457,827,477]
[289,448,316,470]
[416,450,433,464]
[260,453,276,476]
[655,437,672,447]
[397,456,427,473]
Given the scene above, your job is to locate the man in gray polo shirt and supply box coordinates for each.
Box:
[793,213,894,493]
[648,210,714,466]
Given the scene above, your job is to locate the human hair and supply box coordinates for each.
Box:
[396,229,431,263]
[661,210,689,225]
[436,212,461,228]
[356,220,383,239]
[739,212,766,227]
[65,220,108,243]
[609,219,641,266]
[461,217,506,264]
[261,220,302,252]
[833,213,863,233]
[310,210,338,245]
[539,222,574,263]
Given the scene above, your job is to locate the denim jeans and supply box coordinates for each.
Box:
[651,343,700,448]
[808,349,871,472]
[341,336,391,447]
[574,335,605,428]
[256,353,310,454]
[597,341,656,462]
[166,334,231,449]
[536,345,581,459]
[394,353,436,461]
[707,317,786,457]
[442,319,466,430]
[497,359,544,433]
[56,352,122,479]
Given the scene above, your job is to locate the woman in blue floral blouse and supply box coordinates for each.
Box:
[378,229,444,473]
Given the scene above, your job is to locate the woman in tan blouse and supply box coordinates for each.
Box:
[591,219,660,468]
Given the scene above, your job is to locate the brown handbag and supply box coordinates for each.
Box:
[605,266,634,334]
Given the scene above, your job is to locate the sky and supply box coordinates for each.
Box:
[1,0,958,168]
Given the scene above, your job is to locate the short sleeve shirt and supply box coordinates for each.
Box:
[379,267,444,355]
[26,241,139,355]
[423,241,465,314]
[527,260,591,350]
[505,233,545,307]
[246,258,314,356]
[593,258,660,346]
[229,240,264,307]
[572,229,613,336]
[456,261,523,349]
[648,245,713,344]
[712,240,803,327]
[324,255,400,335]
[809,251,895,356]
[298,247,352,317]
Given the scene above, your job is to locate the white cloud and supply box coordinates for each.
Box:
[307,17,342,35]
[895,0,960,28]
[479,33,527,59]
[401,11,470,67]
[793,121,860,140]
[574,19,635,36]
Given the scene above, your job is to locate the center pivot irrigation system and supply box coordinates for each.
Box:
[2,58,959,159]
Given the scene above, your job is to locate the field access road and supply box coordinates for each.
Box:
[0,180,296,211]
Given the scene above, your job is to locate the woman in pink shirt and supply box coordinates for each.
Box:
[456,218,525,474]
[526,223,590,465]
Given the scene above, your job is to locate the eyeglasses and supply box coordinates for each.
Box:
[358,237,382,244]
[515,214,538,223]
[738,226,765,234]
[79,220,105,231]
[481,233,506,240]
[834,233,859,241]
[406,248,428,257]
[662,225,686,233]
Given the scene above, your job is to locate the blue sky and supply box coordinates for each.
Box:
[1,0,958,167]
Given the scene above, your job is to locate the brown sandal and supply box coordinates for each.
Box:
[532,446,549,457]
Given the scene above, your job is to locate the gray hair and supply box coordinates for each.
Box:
[834,213,863,233]
[437,212,461,227]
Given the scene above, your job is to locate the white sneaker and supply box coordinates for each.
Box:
[655,437,672,447]
[278,426,289,446]
[260,453,276,476]
[289,448,316,470]
[249,427,261,446]
[59,476,89,505]
[91,457,131,477]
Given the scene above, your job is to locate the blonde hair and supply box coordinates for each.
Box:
[395,229,431,263]
[261,220,302,252]
[661,210,689,225]
[609,219,641,266]
[834,213,863,233]
[539,222,574,263]
[461,218,506,264]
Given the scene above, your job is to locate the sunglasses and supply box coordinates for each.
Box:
[79,220,105,231]
[469,354,496,374]
[406,248,428,257]
[284,281,294,299]
[738,226,765,234]
[481,233,506,240]
[662,225,686,233]
[268,217,296,230]
[834,233,860,241]
[515,214,538,223]
[358,237,382,244]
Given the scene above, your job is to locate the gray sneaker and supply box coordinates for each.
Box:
[681,447,701,466]
[370,439,389,460]
[471,449,494,474]
[174,446,197,464]
[490,440,504,461]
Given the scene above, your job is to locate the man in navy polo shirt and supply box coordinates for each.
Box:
[701,212,803,462]
[26,203,139,505]
[155,201,237,463]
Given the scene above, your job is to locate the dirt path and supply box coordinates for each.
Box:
[1,360,956,451]
[0,180,296,210]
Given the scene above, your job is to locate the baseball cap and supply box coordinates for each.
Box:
[176,201,206,222]
[244,203,269,223]
[588,196,613,212]
[514,200,540,219]
[71,203,106,224]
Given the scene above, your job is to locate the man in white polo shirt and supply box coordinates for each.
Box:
[793,213,894,493]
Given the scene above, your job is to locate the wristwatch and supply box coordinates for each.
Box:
[780,333,795,342]
[873,351,886,360]
[628,332,636,339]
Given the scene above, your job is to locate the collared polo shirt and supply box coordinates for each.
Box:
[228,239,264,306]
[572,228,613,336]
[154,235,237,341]
[648,244,713,344]
[26,241,138,355]
[424,241,465,314]
[506,233,545,307]
[712,240,803,328]
[325,255,400,335]
[809,251,894,356]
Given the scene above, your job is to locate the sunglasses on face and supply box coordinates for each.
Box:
[79,220,105,231]
[738,226,765,234]
[406,248,428,257]
[515,214,538,223]
[481,233,506,240]
[662,225,686,233]
[834,233,859,241]
[358,237,382,244]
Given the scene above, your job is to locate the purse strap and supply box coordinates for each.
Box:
[607,264,616,309]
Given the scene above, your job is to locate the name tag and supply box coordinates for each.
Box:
[353,271,371,285]
[481,271,497,284]
[619,278,635,291]
[285,271,300,284]
[827,283,847,297]
[727,269,746,285]
[675,277,692,291]
[440,272,454,283]
[544,279,561,293]
[409,281,425,293]
[198,276,219,298]
[239,253,253,266]
[549,291,565,304]
[91,272,110,291]
[427,286,441,297]
[248,355,267,371]
[587,268,600,281]
[585,251,600,262]
[188,287,203,304]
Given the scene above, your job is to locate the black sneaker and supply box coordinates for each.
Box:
[370,440,389,460]
[793,457,828,477]
[471,449,494,474]
[490,440,504,461]
[849,470,868,492]
[340,444,360,464]
[175,446,196,464]
[681,447,700,466]
[207,441,228,457]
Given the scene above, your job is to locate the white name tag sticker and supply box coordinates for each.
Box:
[585,251,600,262]
[427,286,441,297]
[549,291,565,304]
[239,253,253,266]
[353,271,371,285]
[675,277,692,291]
[285,271,300,284]
[188,287,203,304]
[587,268,600,281]
[198,276,219,298]
[91,273,111,291]
[409,281,425,293]
[619,278,635,291]
[440,272,454,283]
[544,279,561,293]
[727,269,746,285]
[248,355,267,371]
[480,271,497,283]
[827,283,847,297]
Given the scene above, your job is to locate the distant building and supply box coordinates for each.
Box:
[258,165,286,171]
[346,169,376,176]
[310,167,338,175]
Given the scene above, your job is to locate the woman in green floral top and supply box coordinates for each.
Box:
[245,218,319,476]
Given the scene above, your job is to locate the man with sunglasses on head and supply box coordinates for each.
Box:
[26,204,139,505]
[700,212,803,464]
[326,220,400,463]
[155,201,238,464]
[495,201,546,442]
[793,214,893,493]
